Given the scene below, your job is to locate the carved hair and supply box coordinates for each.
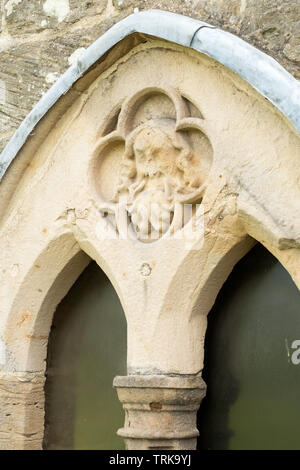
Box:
[115,121,200,200]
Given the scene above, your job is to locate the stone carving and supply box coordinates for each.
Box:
[1,31,300,452]
[93,87,213,241]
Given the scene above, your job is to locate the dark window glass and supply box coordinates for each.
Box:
[44,261,126,450]
[198,243,300,450]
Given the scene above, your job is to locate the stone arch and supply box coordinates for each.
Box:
[0,232,90,449]
[3,233,89,373]
[0,10,299,450]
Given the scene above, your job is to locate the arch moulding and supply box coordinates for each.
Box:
[0,10,299,450]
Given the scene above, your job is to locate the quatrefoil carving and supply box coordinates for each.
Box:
[92,87,213,242]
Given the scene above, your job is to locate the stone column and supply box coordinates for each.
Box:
[0,372,45,450]
[113,374,206,450]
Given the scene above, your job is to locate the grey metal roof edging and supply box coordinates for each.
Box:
[1,9,299,181]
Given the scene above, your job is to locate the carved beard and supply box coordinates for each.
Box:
[127,188,174,240]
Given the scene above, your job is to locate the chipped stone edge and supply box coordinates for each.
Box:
[0,371,45,381]
[0,9,299,180]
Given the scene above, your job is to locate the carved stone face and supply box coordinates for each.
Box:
[94,87,213,242]
[119,124,196,240]
[132,127,179,180]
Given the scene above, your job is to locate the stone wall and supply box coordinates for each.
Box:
[0,372,45,449]
[0,0,299,154]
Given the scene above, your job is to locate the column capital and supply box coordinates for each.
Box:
[113,374,206,450]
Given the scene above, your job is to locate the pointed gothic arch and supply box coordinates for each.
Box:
[0,10,299,450]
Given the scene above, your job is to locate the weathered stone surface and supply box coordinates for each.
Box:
[3,0,107,35]
[0,372,45,450]
[114,374,206,450]
[0,2,299,452]
[284,35,300,63]
[0,1,299,154]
